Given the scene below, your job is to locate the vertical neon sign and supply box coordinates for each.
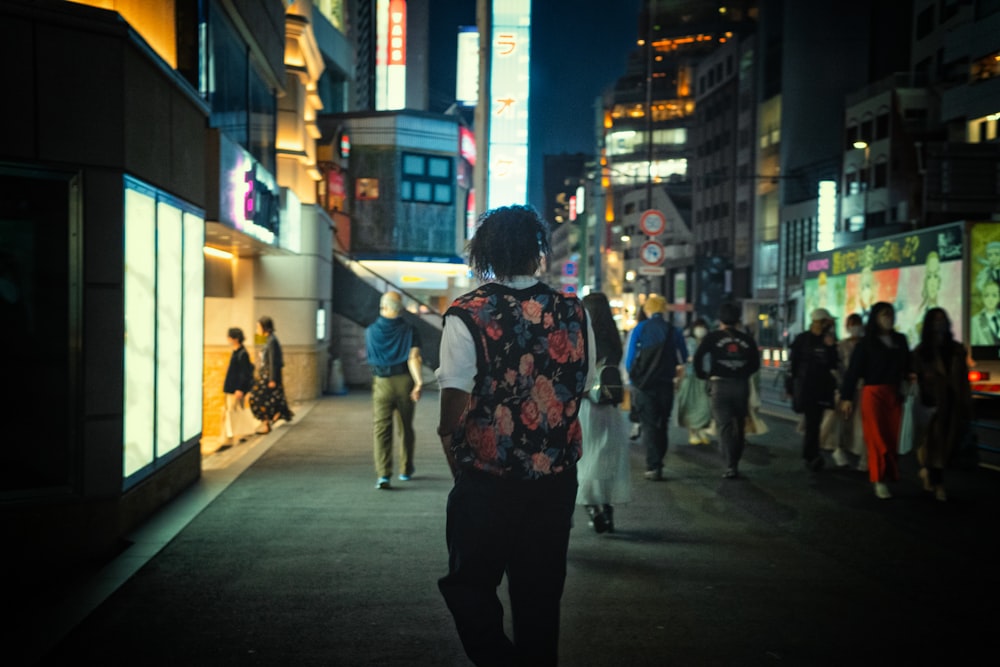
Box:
[487,0,530,209]
[376,0,407,110]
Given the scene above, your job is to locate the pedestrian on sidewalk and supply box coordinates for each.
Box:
[678,317,712,445]
[692,301,760,479]
[249,316,294,434]
[834,313,867,470]
[222,327,256,446]
[365,291,423,490]
[839,302,914,499]
[625,294,688,481]
[436,204,595,667]
[911,307,972,502]
[577,291,631,534]
[788,308,839,472]
[626,307,648,442]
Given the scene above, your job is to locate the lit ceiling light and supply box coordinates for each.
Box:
[204,246,234,260]
[853,141,868,149]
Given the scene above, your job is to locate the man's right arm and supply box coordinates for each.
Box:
[436,315,476,477]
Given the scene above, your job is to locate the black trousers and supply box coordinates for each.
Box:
[632,386,675,472]
[802,403,824,462]
[439,467,578,667]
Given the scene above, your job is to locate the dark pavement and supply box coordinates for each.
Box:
[17,391,1000,666]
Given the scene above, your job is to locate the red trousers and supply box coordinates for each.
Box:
[860,385,902,483]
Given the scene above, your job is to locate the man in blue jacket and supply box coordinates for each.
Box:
[366,291,423,489]
[626,294,688,480]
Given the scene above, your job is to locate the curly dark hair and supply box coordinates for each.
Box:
[467,205,551,281]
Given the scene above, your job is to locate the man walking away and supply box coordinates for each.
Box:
[625,294,688,481]
[366,291,423,489]
[436,205,594,667]
[693,302,761,479]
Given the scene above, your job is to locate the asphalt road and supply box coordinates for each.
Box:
[21,391,1000,666]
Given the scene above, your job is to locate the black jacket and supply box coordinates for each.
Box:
[224,346,254,394]
[839,331,911,402]
[788,330,839,407]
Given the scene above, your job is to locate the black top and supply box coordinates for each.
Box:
[693,328,760,380]
[839,331,912,401]
[259,335,284,385]
[789,330,839,405]
[224,345,254,394]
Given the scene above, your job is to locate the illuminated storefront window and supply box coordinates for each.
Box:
[123,176,204,485]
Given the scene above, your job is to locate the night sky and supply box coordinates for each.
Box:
[428,0,642,213]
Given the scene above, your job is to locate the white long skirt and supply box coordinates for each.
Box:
[576,399,633,506]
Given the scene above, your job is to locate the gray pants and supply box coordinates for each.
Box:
[709,378,750,471]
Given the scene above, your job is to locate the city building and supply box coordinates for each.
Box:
[600,0,758,326]
[0,0,350,591]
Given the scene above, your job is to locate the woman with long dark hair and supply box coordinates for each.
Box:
[576,292,631,533]
[911,308,972,501]
[839,302,913,499]
[249,315,294,433]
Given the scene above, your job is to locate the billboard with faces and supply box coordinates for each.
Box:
[804,223,965,348]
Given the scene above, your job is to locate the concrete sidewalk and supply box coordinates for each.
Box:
[24,391,1000,666]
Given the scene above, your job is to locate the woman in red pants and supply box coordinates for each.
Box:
[838,302,914,499]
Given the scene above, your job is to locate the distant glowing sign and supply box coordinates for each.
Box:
[219,132,276,244]
[817,180,836,251]
[487,0,530,209]
[460,126,477,165]
[456,27,479,107]
[376,0,407,110]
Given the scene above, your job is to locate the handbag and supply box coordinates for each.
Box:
[590,362,624,405]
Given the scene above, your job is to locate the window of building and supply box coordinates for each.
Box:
[845,125,858,149]
[400,152,453,205]
[123,176,204,486]
[873,162,888,188]
[205,3,277,174]
[916,6,934,38]
[860,119,873,144]
[875,113,889,140]
[0,168,74,494]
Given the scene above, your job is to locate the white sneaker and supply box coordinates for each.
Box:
[857,459,868,472]
[832,448,850,467]
[874,482,892,499]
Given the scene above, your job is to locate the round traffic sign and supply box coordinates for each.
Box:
[640,240,666,266]
[639,209,667,236]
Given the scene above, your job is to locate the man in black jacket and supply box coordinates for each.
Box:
[788,308,839,471]
[693,302,760,479]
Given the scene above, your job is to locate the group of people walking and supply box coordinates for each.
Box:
[788,303,972,501]
[357,205,976,667]
[221,315,294,446]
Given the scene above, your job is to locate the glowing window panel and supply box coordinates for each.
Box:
[817,180,836,251]
[487,0,530,209]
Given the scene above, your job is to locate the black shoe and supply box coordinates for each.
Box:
[805,456,825,472]
[602,505,615,533]
[586,505,610,534]
[723,468,739,479]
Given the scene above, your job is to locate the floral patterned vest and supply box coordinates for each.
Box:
[446,282,589,479]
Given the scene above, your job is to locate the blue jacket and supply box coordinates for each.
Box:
[625,314,688,385]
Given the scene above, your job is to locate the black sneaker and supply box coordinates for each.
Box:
[723,468,739,479]
[805,456,825,472]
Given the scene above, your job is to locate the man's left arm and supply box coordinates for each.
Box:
[408,345,423,402]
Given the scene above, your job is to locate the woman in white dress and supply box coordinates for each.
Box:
[577,292,632,533]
